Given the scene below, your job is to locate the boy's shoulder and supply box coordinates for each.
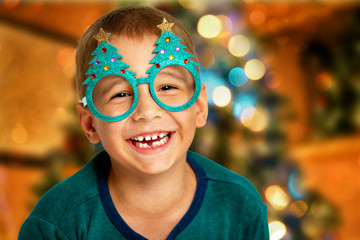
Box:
[27,151,105,224]
[187,150,265,207]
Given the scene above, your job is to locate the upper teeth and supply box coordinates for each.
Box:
[131,132,168,141]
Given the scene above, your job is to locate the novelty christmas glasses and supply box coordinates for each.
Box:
[81,19,201,122]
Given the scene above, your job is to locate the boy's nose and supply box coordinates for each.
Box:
[131,84,164,122]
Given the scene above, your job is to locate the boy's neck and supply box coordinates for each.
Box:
[107,156,197,217]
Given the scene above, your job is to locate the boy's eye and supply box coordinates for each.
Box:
[112,92,132,99]
[159,85,178,91]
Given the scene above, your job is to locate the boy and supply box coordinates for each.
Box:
[19,6,269,240]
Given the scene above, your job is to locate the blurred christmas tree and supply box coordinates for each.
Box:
[154,2,341,239]
[301,7,360,137]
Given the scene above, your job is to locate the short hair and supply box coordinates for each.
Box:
[75,6,198,99]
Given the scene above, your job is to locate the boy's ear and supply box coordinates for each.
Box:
[195,83,208,128]
[76,103,100,144]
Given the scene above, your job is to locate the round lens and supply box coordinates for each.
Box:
[92,75,134,117]
[153,65,195,107]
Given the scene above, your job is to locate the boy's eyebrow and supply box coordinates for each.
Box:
[156,67,189,79]
[100,78,129,97]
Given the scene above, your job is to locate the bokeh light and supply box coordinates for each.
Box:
[178,0,203,10]
[288,170,307,200]
[228,34,251,57]
[11,124,28,144]
[241,107,269,132]
[269,221,287,240]
[265,185,290,210]
[31,1,44,13]
[233,90,258,121]
[200,69,227,106]
[228,67,248,87]
[289,200,308,218]
[316,72,333,91]
[212,86,232,107]
[249,10,266,26]
[244,59,266,80]
[265,70,282,89]
[217,14,233,32]
[4,0,20,10]
[198,15,222,38]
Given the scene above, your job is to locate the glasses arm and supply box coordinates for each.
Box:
[79,97,88,107]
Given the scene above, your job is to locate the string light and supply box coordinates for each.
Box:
[198,15,222,39]
[244,59,266,80]
[228,67,248,87]
[233,91,257,121]
[178,0,202,10]
[265,185,290,210]
[217,14,233,32]
[212,86,232,107]
[4,0,19,9]
[269,221,287,240]
[289,201,308,218]
[316,72,333,91]
[265,70,281,89]
[200,69,227,106]
[241,107,269,132]
[249,10,266,26]
[228,34,250,57]
[288,170,307,200]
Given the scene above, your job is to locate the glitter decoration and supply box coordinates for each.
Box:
[94,28,111,45]
[83,21,200,122]
[157,18,174,33]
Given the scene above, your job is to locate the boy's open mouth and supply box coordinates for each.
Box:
[129,132,172,149]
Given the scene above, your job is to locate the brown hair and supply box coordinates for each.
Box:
[75,6,198,99]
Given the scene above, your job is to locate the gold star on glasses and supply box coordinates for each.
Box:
[157,18,174,33]
[93,28,111,45]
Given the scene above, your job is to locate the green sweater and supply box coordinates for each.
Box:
[19,151,269,239]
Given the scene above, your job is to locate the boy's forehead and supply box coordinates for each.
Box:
[110,34,158,76]
[110,33,157,53]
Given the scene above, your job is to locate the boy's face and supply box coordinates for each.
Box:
[77,34,208,175]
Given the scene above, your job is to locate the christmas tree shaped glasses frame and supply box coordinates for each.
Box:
[81,19,201,122]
